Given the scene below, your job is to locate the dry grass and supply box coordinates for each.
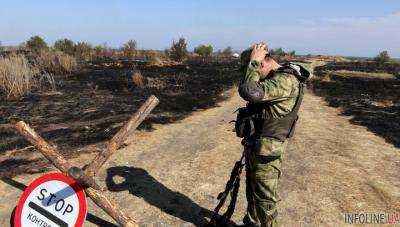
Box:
[0,54,39,99]
[38,72,57,91]
[131,70,144,88]
[147,51,164,66]
[332,70,395,79]
[35,51,78,75]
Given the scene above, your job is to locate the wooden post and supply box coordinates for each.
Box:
[84,95,159,177]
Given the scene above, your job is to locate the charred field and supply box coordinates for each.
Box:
[0,59,241,177]
[312,61,400,148]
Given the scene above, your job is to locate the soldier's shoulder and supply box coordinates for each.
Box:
[272,70,299,85]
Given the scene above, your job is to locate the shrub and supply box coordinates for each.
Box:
[93,45,110,59]
[374,51,390,65]
[35,51,78,75]
[26,36,48,53]
[169,38,188,62]
[194,44,213,58]
[54,38,75,55]
[269,47,285,56]
[122,40,137,59]
[288,50,296,56]
[0,41,3,52]
[222,46,233,56]
[74,42,93,61]
[0,54,39,99]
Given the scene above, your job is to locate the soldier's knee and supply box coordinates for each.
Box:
[253,157,281,180]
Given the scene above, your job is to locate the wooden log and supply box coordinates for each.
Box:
[86,187,138,227]
[67,166,102,190]
[15,121,73,173]
[84,95,159,176]
[15,121,138,227]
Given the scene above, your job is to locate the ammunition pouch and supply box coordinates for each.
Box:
[234,107,256,138]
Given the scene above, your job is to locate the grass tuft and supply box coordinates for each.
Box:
[0,54,39,99]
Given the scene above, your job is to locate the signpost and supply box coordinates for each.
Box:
[14,172,87,227]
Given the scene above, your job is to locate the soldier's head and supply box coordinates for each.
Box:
[240,44,280,77]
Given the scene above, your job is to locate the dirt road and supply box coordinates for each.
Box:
[1,88,399,226]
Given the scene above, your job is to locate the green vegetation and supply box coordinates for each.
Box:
[194,44,213,58]
[26,35,48,53]
[54,38,75,55]
[374,51,390,65]
[269,47,296,57]
[168,38,188,62]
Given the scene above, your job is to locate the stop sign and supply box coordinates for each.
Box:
[14,172,87,227]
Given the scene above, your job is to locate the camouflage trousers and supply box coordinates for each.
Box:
[243,137,288,227]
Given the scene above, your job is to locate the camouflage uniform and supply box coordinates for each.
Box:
[239,58,304,227]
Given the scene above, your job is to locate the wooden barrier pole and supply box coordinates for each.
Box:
[15,121,138,227]
[15,121,73,173]
[84,95,159,177]
[86,187,137,227]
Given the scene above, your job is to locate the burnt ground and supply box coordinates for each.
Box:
[0,60,241,178]
[312,66,400,148]
[1,87,399,226]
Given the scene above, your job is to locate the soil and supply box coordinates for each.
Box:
[1,61,399,226]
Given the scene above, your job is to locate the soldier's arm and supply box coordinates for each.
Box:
[239,60,294,103]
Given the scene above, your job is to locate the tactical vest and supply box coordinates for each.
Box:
[247,67,305,142]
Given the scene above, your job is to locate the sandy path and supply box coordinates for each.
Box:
[1,89,399,226]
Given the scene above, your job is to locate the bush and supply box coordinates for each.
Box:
[74,42,93,61]
[26,36,48,53]
[54,38,75,55]
[288,50,296,56]
[374,51,390,65]
[35,51,78,75]
[122,40,137,59]
[0,41,3,52]
[194,44,213,58]
[93,45,110,59]
[269,47,285,56]
[222,46,233,56]
[0,54,39,99]
[169,38,188,62]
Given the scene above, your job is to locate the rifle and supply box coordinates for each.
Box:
[207,153,245,227]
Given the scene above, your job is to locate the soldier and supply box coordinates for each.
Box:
[237,43,311,227]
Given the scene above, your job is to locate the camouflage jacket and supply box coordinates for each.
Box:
[239,60,300,119]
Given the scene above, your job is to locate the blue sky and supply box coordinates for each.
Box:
[1,0,399,57]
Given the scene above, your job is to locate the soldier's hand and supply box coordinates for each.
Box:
[250,43,268,63]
